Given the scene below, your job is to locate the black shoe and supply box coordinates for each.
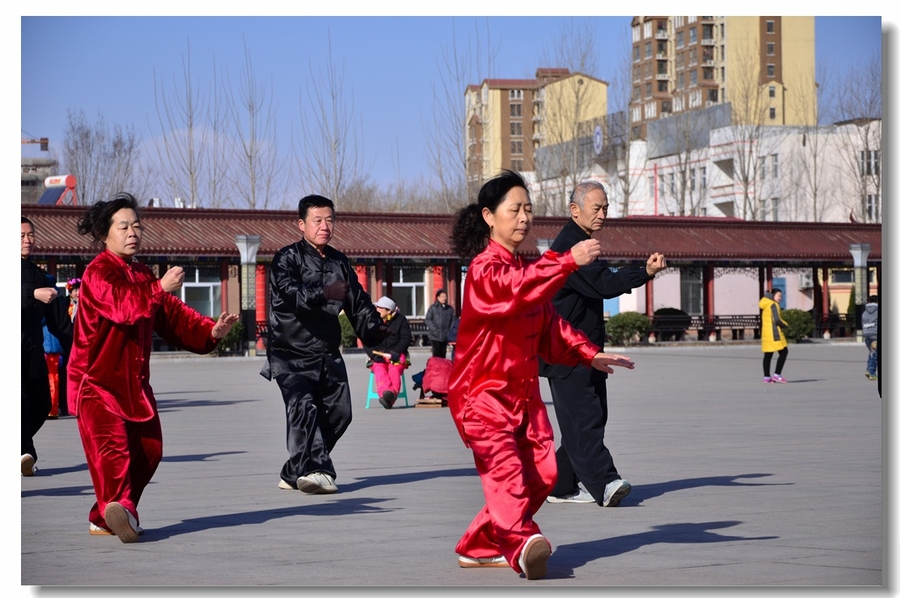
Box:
[379,390,396,409]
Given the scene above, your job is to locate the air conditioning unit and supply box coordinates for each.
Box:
[798,273,814,289]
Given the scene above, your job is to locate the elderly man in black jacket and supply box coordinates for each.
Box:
[539,182,666,507]
[21,217,72,476]
[262,195,390,495]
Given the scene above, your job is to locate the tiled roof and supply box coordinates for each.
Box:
[21,205,881,266]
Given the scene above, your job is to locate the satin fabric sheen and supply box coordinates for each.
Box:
[68,249,217,529]
[448,240,601,573]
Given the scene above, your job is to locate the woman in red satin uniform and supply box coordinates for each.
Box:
[448,170,634,580]
[68,193,238,543]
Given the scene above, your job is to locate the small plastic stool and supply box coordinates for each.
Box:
[366,370,409,409]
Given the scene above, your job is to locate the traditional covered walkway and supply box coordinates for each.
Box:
[22,205,881,343]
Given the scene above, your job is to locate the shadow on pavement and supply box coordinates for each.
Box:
[338,467,478,492]
[550,520,779,579]
[137,497,396,542]
[626,473,791,505]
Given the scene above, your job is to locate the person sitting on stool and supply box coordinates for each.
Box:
[366,296,411,409]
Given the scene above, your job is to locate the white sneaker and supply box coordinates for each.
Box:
[458,554,508,568]
[517,534,551,580]
[90,522,144,536]
[602,478,632,507]
[21,454,35,477]
[104,502,140,543]
[296,471,338,494]
[546,487,595,504]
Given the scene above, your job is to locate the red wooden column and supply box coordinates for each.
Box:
[374,260,385,301]
[433,265,445,295]
[355,264,370,293]
[703,263,716,339]
[644,278,654,316]
[219,260,230,314]
[255,264,267,350]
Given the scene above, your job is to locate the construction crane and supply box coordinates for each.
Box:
[22,137,49,151]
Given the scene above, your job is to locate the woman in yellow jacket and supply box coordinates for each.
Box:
[759,288,789,383]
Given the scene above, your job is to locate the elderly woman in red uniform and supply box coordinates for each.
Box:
[68,193,238,543]
[448,170,634,580]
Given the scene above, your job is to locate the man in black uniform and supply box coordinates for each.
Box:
[539,182,666,506]
[21,217,72,476]
[261,195,389,494]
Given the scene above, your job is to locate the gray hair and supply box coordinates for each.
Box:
[569,181,607,209]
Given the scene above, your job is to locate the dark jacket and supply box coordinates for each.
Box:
[539,218,651,380]
[365,311,411,363]
[22,258,72,378]
[424,301,455,342]
[261,239,385,380]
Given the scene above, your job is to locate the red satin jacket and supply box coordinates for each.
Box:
[67,250,217,421]
[448,240,601,444]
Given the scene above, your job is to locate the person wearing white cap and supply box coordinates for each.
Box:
[366,296,412,409]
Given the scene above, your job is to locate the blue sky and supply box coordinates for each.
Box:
[18,15,886,191]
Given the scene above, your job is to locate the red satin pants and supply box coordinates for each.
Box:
[76,395,162,529]
[455,394,557,574]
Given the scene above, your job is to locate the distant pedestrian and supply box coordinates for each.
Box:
[861,295,878,381]
[759,288,789,383]
[425,288,455,358]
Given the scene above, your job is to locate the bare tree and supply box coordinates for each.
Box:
[149,42,207,208]
[295,31,367,206]
[225,40,286,210]
[62,109,147,204]
[652,109,712,216]
[726,38,773,221]
[832,52,882,223]
[604,30,646,217]
[533,20,607,216]
[425,18,496,211]
[781,61,836,221]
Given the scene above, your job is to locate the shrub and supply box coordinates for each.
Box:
[606,311,653,346]
[215,320,245,355]
[339,312,358,348]
[781,308,814,342]
[653,307,691,341]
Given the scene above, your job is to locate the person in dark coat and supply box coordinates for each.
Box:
[365,296,412,409]
[539,181,666,507]
[21,217,72,476]
[261,194,390,494]
[425,288,455,358]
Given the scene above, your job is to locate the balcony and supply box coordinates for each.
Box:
[656,73,671,80]
[701,38,716,46]
[656,30,669,39]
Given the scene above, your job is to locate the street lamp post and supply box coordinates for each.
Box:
[235,234,262,356]
[849,243,871,342]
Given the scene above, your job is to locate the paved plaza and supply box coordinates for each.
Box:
[18,341,887,592]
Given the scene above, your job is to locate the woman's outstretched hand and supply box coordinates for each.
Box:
[211,313,241,340]
[590,351,635,374]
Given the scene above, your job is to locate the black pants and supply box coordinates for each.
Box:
[431,340,448,359]
[762,347,788,377]
[22,348,51,460]
[275,356,352,485]
[548,366,618,501]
